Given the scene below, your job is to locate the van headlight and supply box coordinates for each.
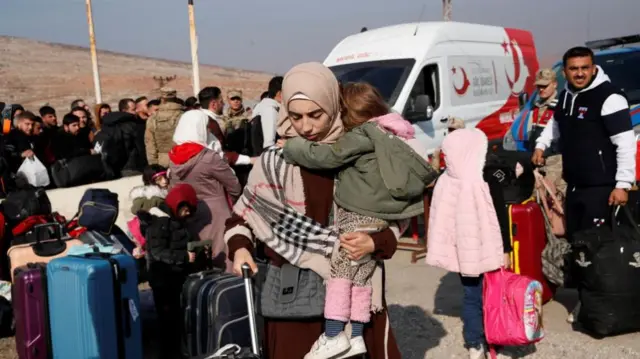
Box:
[503,129,517,151]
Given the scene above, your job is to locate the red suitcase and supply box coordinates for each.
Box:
[508,199,555,303]
[12,263,50,359]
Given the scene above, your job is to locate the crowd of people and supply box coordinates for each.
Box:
[0,75,283,193]
[1,43,637,359]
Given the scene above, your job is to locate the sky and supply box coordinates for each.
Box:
[1,0,639,74]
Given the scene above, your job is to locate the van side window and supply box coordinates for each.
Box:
[403,64,440,122]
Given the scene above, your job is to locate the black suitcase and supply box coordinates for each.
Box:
[182,268,258,358]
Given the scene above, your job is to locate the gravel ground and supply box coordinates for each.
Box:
[2,250,640,358]
[387,250,640,359]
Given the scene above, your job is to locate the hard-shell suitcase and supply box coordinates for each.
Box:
[207,264,261,359]
[508,199,555,303]
[0,212,9,281]
[12,263,50,359]
[79,226,136,255]
[7,223,82,281]
[182,269,253,358]
[47,253,142,359]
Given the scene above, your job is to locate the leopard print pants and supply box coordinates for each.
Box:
[330,207,388,287]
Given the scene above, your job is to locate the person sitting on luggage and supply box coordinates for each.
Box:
[137,183,198,359]
[51,113,94,162]
[425,128,512,359]
[128,164,170,258]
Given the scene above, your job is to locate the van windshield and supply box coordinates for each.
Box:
[329,59,415,106]
[598,51,640,105]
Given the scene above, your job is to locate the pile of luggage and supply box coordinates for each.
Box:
[490,153,640,339]
[0,187,262,358]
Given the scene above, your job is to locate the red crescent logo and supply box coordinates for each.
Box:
[505,39,521,90]
[452,66,470,95]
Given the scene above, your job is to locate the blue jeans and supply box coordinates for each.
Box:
[460,275,485,348]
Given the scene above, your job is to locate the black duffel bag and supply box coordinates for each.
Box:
[2,188,51,224]
[51,154,106,188]
[571,206,640,337]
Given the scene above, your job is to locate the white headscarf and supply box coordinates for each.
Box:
[173,110,223,157]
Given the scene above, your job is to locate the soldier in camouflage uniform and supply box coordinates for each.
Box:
[223,89,249,132]
[145,88,184,167]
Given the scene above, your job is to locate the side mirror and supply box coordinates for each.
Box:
[518,92,529,110]
[414,95,434,120]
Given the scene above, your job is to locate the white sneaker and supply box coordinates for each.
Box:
[304,332,351,359]
[335,336,367,358]
[468,344,487,359]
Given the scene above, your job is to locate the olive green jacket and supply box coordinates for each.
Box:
[283,122,437,220]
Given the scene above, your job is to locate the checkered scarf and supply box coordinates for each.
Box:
[229,148,339,274]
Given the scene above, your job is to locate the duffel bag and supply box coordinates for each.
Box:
[571,206,640,337]
[77,189,119,235]
[51,154,106,188]
[2,188,51,225]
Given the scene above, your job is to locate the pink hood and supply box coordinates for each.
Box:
[370,113,415,139]
[370,113,429,162]
[426,129,503,276]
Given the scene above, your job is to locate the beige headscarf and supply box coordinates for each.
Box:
[276,62,344,144]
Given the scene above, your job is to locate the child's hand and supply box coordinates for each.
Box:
[188,252,196,263]
[276,139,287,148]
[132,247,144,259]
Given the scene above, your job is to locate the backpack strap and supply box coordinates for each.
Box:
[488,344,498,359]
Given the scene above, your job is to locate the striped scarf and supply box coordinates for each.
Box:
[229,148,339,277]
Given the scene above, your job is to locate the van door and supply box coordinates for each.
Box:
[402,61,445,152]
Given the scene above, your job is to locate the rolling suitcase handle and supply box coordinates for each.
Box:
[241,263,260,357]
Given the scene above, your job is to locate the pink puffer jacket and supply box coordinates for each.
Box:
[426,129,503,276]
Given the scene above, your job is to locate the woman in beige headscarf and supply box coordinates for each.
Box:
[224,62,401,359]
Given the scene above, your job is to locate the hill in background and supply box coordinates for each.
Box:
[0,36,274,112]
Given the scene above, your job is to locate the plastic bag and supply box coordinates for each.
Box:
[17,157,50,188]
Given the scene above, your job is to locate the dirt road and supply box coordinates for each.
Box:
[387,250,640,358]
[2,250,640,358]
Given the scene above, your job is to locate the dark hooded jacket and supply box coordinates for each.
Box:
[138,183,198,286]
[3,129,36,173]
[95,112,148,178]
[51,129,92,161]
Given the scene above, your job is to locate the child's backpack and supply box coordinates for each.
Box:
[483,268,544,358]
[76,189,119,235]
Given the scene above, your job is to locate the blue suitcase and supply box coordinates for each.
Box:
[47,253,142,359]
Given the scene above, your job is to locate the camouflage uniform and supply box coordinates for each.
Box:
[145,94,183,167]
[224,107,249,132]
[224,89,249,132]
[543,154,567,196]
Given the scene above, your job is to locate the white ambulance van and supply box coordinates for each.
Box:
[323,21,539,153]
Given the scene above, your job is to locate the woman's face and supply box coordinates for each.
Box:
[287,99,332,142]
